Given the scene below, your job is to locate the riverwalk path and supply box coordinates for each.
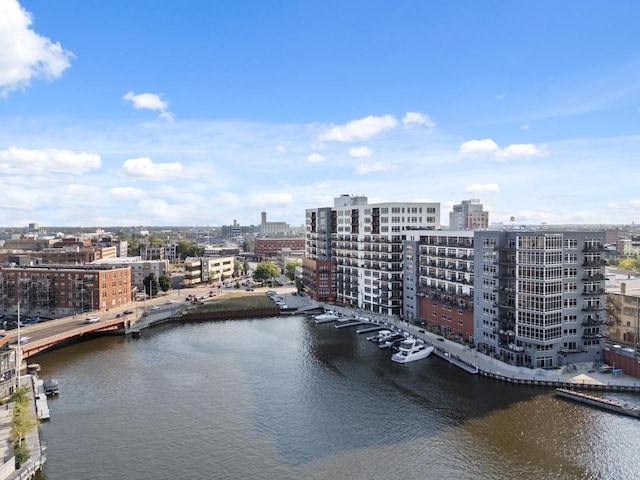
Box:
[314,303,640,392]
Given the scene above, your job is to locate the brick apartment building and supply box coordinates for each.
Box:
[0,265,132,318]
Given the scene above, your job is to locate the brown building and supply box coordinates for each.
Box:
[302,258,336,303]
[254,238,305,261]
[0,265,132,318]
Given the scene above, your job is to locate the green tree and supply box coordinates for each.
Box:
[233,261,242,277]
[148,234,165,247]
[242,259,250,276]
[253,261,280,284]
[11,387,39,449]
[295,278,305,293]
[285,261,301,281]
[158,273,172,293]
[143,273,159,297]
[176,240,205,260]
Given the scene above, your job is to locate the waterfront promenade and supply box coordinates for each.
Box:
[314,302,640,392]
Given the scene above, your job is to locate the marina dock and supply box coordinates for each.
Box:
[356,325,387,334]
[335,320,369,329]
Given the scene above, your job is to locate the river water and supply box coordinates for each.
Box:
[32,315,640,480]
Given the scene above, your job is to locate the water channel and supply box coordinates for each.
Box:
[32,315,640,479]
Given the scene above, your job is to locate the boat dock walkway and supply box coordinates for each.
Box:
[355,325,387,334]
[556,388,640,418]
[335,320,368,329]
[316,304,640,392]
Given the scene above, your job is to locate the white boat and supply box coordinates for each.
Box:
[391,337,435,363]
[366,329,392,342]
[314,311,341,322]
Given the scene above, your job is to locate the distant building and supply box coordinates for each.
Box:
[606,275,640,348]
[449,199,488,230]
[255,238,305,261]
[183,256,235,286]
[221,220,260,238]
[260,211,290,237]
[92,257,169,292]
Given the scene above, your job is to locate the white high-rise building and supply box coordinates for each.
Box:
[305,194,441,316]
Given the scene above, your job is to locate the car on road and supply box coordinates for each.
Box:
[85,316,101,324]
[149,306,160,311]
[166,299,176,304]
[123,310,134,315]
[19,336,31,343]
[245,288,254,291]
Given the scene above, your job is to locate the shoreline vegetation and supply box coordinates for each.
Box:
[180,291,282,321]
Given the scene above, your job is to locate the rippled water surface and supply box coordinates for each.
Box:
[33,316,640,480]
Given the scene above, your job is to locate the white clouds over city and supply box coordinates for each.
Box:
[0,146,101,174]
[349,146,373,158]
[120,157,184,180]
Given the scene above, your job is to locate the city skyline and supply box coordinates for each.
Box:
[1,1,640,227]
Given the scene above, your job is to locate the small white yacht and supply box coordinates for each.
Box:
[314,310,341,322]
[391,337,435,363]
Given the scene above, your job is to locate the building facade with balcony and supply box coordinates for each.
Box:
[474,230,606,369]
[0,265,132,318]
[304,195,440,316]
[403,231,475,341]
[303,207,336,302]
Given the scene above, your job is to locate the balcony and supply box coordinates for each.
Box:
[582,244,605,252]
[581,305,605,312]
[581,288,605,296]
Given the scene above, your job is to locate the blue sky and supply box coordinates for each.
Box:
[1,0,639,228]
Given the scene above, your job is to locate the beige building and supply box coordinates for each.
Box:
[606,275,640,348]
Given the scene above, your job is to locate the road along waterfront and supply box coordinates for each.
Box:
[31,315,640,480]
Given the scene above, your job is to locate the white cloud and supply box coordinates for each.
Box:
[496,144,546,160]
[521,124,529,130]
[0,146,101,174]
[349,146,373,158]
[460,139,546,160]
[355,162,389,175]
[402,112,436,128]
[464,183,500,193]
[459,139,500,155]
[319,114,397,142]
[120,157,184,180]
[123,91,173,120]
[496,94,505,100]
[109,186,146,200]
[0,0,74,96]
[307,153,325,163]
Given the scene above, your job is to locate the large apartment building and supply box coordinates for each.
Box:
[305,195,440,316]
[403,230,475,341]
[474,230,606,369]
[0,265,132,318]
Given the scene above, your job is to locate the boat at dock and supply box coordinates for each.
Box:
[314,311,341,323]
[391,337,434,363]
[44,378,59,396]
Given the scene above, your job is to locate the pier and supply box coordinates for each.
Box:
[556,388,640,418]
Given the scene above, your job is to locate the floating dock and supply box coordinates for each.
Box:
[556,388,640,418]
[434,348,479,374]
[356,325,387,334]
[335,320,369,329]
[314,316,340,324]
